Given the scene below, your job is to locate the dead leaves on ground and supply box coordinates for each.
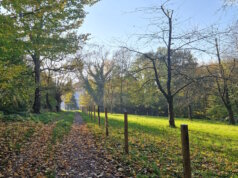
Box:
[0,115,126,177]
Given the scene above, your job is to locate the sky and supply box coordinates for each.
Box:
[79,0,237,49]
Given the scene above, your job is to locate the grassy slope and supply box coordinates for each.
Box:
[51,112,74,144]
[81,112,238,177]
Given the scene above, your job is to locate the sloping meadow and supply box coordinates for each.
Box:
[81,112,238,177]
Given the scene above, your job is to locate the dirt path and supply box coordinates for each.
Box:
[53,112,125,178]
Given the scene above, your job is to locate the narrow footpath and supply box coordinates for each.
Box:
[53,112,125,177]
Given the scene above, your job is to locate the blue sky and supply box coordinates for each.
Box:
[80,0,237,48]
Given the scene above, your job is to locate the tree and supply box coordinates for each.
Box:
[123,3,209,127]
[41,71,56,111]
[223,0,238,7]
[64,92,79,110]
[112,49,132,113]
[128,54,164,116]
[79,90,94,109]
[0,12,34,114]
[0,0,98,113]
[0,62,34,114]
[206,38,236,124]
[50,72,73,112]
[75,48,114,108]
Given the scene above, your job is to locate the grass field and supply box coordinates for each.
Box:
[81,111,238,177]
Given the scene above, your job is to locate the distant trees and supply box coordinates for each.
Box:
[111,49,132,113]
[67,2,237,126]
[205,38,237,124]
[64,93,79,110]
[122,4,210,127]
[0,0,237,125]
[75,48,114,109]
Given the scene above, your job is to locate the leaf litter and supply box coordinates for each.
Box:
[0,113,126,177]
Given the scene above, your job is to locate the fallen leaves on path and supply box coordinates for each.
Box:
[53,113,126,177]
[1,122,55,177]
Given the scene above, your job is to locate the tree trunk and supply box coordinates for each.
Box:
[56,100,61,112]
[225,90,235,125]
[227,105,235,125]
[215,38,235,125]
[55,92,62,113]
[168,97,175,127]
[45,72,52,111]
[32,55,41,114]
[46,93,52,111]
[188,104,192,120]
[120,77,123,113]
[56,105,60,112]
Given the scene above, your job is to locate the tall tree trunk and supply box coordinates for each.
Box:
[166,11,174,127]
[120,77,123,113]
[226,104,235,125]
[56,98,61,112]
[45,73,52,111]
[188,104,192,120]
[215,38,235,125]
[225,89,235,125]
[33,55,41,114]
[46,93,52,111]
[56,103,60,112]
[168,97,175,127]
[55,92,62,112]
[97,86,104,110]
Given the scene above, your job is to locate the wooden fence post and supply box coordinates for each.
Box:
[98,105,100,126]
[105,108,109,136]
[181,124,192,178]
[124,112,129,154]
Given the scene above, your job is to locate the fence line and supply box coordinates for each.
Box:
[81,106,192,176]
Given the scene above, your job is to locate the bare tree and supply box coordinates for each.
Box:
[53,72,73,112]
[206,38,236,124]
[123,3,208,127]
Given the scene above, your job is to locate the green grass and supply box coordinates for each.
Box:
[0,112,61,124]
[81,112,238,177]
[30,112,62,124]
[51,112,74,144]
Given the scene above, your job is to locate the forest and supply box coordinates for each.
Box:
[0,0,238,177]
